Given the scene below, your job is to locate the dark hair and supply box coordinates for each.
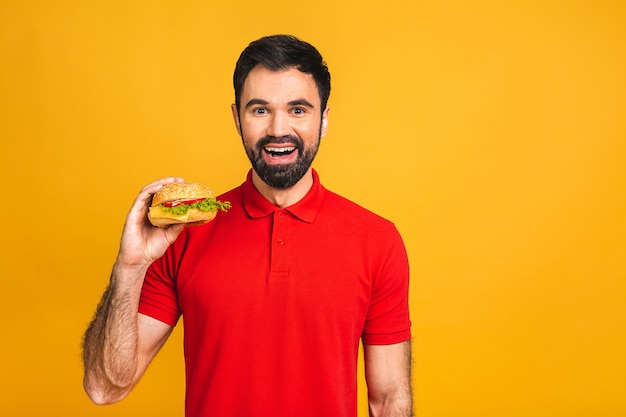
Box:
[233,34,331,113]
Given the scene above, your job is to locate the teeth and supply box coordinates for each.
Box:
[265,146,295,153]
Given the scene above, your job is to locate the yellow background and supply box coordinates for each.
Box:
[1,1,625,416]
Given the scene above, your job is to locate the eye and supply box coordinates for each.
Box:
[291,107,306,115]
[252,107,267,115]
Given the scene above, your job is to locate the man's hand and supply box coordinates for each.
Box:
[117,177,186,269]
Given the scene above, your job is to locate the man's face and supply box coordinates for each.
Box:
[232,65,329,189]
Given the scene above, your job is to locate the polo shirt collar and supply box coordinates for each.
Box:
[242,168,325,223]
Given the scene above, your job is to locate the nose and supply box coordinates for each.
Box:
[266,111,290,138]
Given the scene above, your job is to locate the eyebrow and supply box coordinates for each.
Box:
[287,99,315,108]
[244,99,269,109]
[244,98,316,109]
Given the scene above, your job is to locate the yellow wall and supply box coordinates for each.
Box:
[1,1,625,416]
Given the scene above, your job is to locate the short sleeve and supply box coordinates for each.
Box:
[138,244,182,327]
[362,226,412,345]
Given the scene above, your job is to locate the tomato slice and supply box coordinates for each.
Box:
[162,198,206,207]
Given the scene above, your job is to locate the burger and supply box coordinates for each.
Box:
[148,182,231,227]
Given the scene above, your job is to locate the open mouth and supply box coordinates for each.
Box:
[264,146,297,158]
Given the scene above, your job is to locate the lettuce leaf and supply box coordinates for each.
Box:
[160,198,231,215]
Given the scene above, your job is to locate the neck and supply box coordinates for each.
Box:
[251,168,314,208]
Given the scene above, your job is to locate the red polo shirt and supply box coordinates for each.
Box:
[139,169,411,417]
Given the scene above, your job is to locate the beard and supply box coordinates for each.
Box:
[244,133,321,189]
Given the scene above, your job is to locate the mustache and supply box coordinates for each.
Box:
[257,135,304,150]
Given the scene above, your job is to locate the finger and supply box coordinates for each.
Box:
[130,177,186,217]
[140,177,185,198]
[163,224,185,245]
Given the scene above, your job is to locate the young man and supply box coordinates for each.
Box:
[83,34,413,417]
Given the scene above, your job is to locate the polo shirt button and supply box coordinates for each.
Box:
[277,239,285,245]
[277,211,285,218]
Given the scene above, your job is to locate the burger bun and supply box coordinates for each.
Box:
[148,182,218,228]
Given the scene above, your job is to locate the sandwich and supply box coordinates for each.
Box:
[148,182,231,227]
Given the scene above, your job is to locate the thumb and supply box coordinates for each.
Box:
[164,224,185,245]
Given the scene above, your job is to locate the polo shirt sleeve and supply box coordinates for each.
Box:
[138,244,182,327]
[362,225,412,345]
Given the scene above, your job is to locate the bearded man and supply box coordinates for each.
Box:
[83,34,413,417]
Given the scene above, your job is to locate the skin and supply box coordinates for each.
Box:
[365,341,414,417]
[231,65,329,208]
[82,178,180,404]
[83,65,413,416]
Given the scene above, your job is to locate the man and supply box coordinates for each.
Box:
[83,34,413,417]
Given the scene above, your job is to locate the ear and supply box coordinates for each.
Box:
[231,103,242,136]
[320,106,330,138]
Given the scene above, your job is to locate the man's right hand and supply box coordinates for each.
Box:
[116,177,186,269]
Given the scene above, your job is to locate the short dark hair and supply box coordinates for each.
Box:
[233,34,331,113]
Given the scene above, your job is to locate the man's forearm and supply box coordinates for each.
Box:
[82,262,147,404]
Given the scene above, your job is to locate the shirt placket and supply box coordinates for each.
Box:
[269,209,290,279]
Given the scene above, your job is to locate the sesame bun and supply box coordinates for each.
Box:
[151,182,214,206]
[148,182,217,227]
